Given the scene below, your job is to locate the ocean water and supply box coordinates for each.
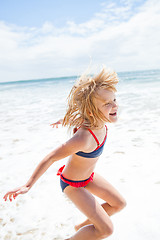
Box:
[0,69,160,240]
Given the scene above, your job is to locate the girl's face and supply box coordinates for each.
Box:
[95,88,118,123]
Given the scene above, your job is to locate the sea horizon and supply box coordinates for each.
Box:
[0,68,160,85]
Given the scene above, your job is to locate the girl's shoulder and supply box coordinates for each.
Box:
[73,126,98,151]
[73,126,92,139]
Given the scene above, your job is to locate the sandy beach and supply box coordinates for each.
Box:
[0,69,160,240]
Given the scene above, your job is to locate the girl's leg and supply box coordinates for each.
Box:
[75,172,126,231]
[64,186,114,240]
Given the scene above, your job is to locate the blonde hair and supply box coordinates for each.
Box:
[63,67,119,129]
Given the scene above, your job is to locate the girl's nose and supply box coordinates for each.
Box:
[112,101,118,108]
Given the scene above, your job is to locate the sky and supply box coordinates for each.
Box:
[0,0,160,82]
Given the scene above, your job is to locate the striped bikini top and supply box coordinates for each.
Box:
[75,125,107,158]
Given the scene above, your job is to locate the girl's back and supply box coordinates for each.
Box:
[62,125,108,180]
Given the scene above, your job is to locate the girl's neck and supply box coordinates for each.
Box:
[82,121,105,130]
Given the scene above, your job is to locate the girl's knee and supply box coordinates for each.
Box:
[119,198,127,210]
[97,221,114,239]
[116,198,127,211]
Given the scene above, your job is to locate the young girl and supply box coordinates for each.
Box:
[3,68,126,240]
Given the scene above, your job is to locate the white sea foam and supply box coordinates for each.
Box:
[0,70,160,239]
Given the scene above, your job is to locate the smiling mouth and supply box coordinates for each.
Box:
[109,112,117,116]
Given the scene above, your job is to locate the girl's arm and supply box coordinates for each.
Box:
[3,131,87,202]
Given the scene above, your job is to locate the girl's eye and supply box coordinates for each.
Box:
[105,103,110,106]
[105,99,116,106]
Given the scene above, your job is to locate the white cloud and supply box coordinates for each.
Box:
[0,0,160,82]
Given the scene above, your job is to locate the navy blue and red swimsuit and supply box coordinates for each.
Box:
[57,125,107,191]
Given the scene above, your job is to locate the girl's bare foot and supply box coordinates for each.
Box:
[74,219,91,232]
[74,225,79,232]
[74,223,84,232]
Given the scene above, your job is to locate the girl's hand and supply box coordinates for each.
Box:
[50,119,63,128]
[3,185,30,202]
